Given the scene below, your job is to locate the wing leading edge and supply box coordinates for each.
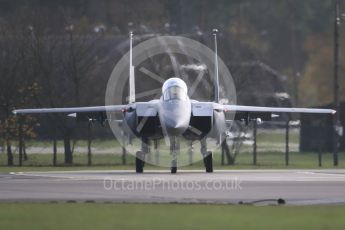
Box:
[12,105,126,114]
[222,105,336,114]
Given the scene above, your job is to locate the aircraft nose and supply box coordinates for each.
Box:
[163,115,188,135]
[170,120,183,129]
[160,99,191,136]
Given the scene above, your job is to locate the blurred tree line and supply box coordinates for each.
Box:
[0,0,341,104]
[0,0,343,165]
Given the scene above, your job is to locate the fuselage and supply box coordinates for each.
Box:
[158,78,191,136]
[159,95,191,136]
[123,77,224,139]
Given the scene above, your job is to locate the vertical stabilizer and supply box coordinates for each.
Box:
[129,31,135,103]
[213,29,220,103]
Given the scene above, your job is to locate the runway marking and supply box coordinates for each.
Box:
[297,171,345,176]
[8,169,345,182]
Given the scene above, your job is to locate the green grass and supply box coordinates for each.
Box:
[0,151,343,173]
[17,131,299,148]
[0,132,343,172]
[256,130,299,143]
[17,139,122,149]
[0,203,344,230]
[0,153,136,167]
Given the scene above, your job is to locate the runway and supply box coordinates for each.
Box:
[1,169,345,205]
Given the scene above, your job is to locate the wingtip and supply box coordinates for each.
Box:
[12,110,17,115]
[332,110,337,114]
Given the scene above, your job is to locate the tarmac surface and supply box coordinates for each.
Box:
[1,169,345,205]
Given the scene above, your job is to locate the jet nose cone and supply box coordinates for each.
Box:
[159,98,192,136]
[163,116,188,135]
[170,120,182,129]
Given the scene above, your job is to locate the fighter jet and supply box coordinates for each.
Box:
[13,31,336,173]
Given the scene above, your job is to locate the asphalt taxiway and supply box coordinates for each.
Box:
[1,169,345,205]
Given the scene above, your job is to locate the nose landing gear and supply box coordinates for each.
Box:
[170,136,179,174]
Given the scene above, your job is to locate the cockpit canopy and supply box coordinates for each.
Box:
[162,78,188,101]
[163,86,187,101]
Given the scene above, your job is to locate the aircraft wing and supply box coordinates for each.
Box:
[12,102,159,123]
[191,102,335,116]
[222,105,336,114]
[221,104,335,123]
[12,105,127,114]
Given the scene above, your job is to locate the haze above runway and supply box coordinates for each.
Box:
[1,169,345,205]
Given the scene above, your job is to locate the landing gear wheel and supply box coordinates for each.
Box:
[136,151,144,173]
[171,166,177,174]
[171,159,177,174]
[204,151,213,173]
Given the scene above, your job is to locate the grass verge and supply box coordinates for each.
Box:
[0,151,344,172]
[0,203,344,230]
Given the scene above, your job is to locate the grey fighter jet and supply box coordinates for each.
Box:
[13,31,336,173]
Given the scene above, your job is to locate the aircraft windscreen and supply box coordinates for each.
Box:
[163,86,186,101]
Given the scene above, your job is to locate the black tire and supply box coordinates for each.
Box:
[171,159,177,174]
[136,151,144,173]
[171,166,177,174]
[204,151,213,173]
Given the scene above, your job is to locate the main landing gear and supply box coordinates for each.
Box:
[135,137,148,173]
[201,138,213,173]
[135,137,213,173]
[135,151,145,173]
